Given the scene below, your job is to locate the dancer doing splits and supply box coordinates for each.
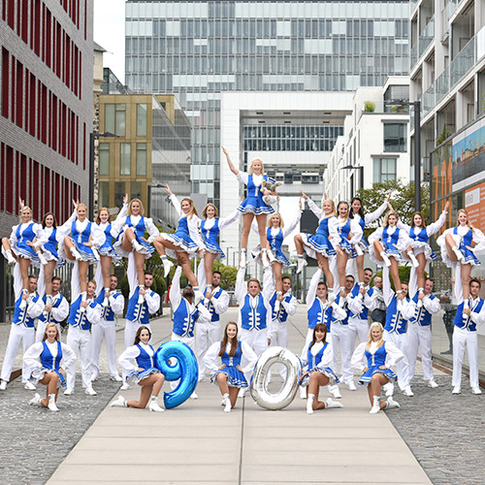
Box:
[203,322,258,413]
[111,326,166,412]
[351,322,403,414]
[24,323,76,411]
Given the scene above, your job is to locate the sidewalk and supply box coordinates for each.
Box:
[46,306,432,485]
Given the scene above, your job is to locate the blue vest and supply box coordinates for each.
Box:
[338,218,352,240]
[203,287,223,323]
[125,288,155,324]
[247,174,269,199]
[173,299,198,338]
[67,296,97,330]
[37,294,65,324]
[13,293,39,328]
[126,216,146,238]
[16,222,35,243]
[72,220,92,245]
[349,284,374,320]
[240,294,267,331]
[307,298,333,331]
[384,295,409,334]
[365,342,387,367]
[453,226,473,250]
[201,219,220,246]
[307,342,327,369]
[96,290,122,322]
[267,227,284,251]
[43,228,59,255]
[408,291,435,327]
[316,216,331,238]
[270,292,292,322]
[409,226,429,243]
[220,341,242,367]
[135,344,155,369]
[382,226,400,247]
[40,341,63,370]
[453,298,484,332]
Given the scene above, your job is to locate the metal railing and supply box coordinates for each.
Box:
[450,36,475,88]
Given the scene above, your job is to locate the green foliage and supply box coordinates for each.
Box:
[355,179,430,240]
[364,101,375,112]
[436,125,448,145]
[372,266,427,292]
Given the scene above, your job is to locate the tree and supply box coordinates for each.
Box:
[355,179,429,239]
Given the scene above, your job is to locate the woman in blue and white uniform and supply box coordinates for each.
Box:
[111,326,165,412]
[153,185,204,296]
[437,208,485,308]
[300,323,343,414]
[198,202,239,289]
[2,205,43,309]
[294,193,339,301]
[92,195,128,307]
[368,210,414,309]
[203,322,258,413]
[348,193,391,286]
[222,146,274,268]
[351,322,403,414]
[398,201,449,298]
[23,323,76,411]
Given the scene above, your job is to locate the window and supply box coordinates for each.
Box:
[131,181,142,200]
[373,158,397,183]
[136,143,147,175]
[137,103,147,136]
[115,182,125,208]
[99,143,110,175]
[104,103,126,136]
[99,181,110,208]
[383,123,407,152]
[120,143,131,175]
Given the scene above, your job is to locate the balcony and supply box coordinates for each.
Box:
[450,36,475,88]
[411,15,435,70]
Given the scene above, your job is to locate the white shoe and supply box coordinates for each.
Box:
[223,394,231,413]
[91,247,101,261]
[427,380,439,389]
[132,239,145,254]
[409,254,419,268]
[110,375,123,382]
[381,253,391,267]
[327,291,336,305]
[306,394,315,414]
[325,398,343,409]
[354,244,364,256]
[452,247,464,262]
[149,399,165,412]
[347,381,357,391]
[384,383,394,397]
[267,249,276,263]
[328,386,341,399]
[110,395,127,407]
[402,386,414,397]
[296,258,307,274]
[24,381,36,391]
[385,396,401,410]
[299,387,307,400]
[261,250,270,268]
[5,251,16,265]
[452,386,461,395]
[91,374,99,382]
[85,386,97,396]
[239,252,247,269]
[70,247,82,261]
[63,388,74,396]
[194,291,203,306]
[370,399,381,414]
[120,382,131,390]
[471,387,482,395]
[38,253,48,265]
[29,393,42,406]
[0,380,7,391]
[48,394,59,412]
[190,392,198,400]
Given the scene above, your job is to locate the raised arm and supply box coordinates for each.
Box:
[426,201,449,237]
[306,197,323,220]
[170,266,183,310]
[218,209,240,230]
[364,192,392,225]
[382,266,394,307]
[235,267,246,304]
[282,202,303,238]
[306,268,322,308]
[169,193,183,218]
[222,146,239,176]
[262,266,276,301]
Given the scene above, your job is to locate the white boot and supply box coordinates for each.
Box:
[306,393,315,414]
[370,396,381,414]
[70,246,82,261]
[102,288,110,307]
[148,397,165,412]
[325,398,344,409]
[91,246,101,261]
[79,291,87,313]
[48,394,59,412]
[239,249,247,269]
[29,393,42,406]
[131,238,144,254]
[296,257,307,274]
[354,244,364,256]
[267,249,276,263]
[452,246,464,262]
[0,380,7,391]
[110,395,127,407]
[408,252,419,268]
[162,256,174,278]
[5,249,16,265]
[380,252,391,267]
[385,396,400,410]
[38,252,48,266]
[223,393,231,413]
[138,285,145,304]
[19,289,29,310]
[299,386,307,399]
[261,249,270,268]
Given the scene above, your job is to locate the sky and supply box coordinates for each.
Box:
[93,0,126,83]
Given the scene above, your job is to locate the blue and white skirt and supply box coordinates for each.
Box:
[126,367,161,386]
[70,238,99,263]
[30,368,66,388]
[211,366,248,388]
[114,229,155,260]
[12,241,41,266]
[238,196,275,215]
[204,240,225,259]
[299,366,340,387]
[302,233,336,258]
[358,366,397,385]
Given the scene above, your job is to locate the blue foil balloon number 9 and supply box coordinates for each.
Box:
[155,341,198,409]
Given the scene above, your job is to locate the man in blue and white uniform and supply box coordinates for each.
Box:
[451,278,484,395]
[0,271,43,391]
[403,277,441,388]
[91,274,125,382]
[195,270,229,380]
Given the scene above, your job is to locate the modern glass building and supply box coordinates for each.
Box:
[125,0,411,205]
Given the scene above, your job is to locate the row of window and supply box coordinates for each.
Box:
[98,142,147,177]
[98,181,142,211]
[2,0,84,98]
[1,48,84,166]
[244,125,343,140]
[103,103,148,138]
[0,142,80,222]
[58,0,83,29]
[244,138,337,152]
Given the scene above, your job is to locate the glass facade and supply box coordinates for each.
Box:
[125,1,410,204]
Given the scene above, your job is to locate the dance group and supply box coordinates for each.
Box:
[1,147,484,415]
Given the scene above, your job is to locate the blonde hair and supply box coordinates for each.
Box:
[248,157,264,175]
[267,213,284,228]
[76,203,88,212]
[19,206,33,222]
[127,198,145,216]
[181,198,198,219]
[383,210,399,227]
[366,322,384,350]
[322,199,337,218]
[202,203,218,219]
[96,207,111,224]
[42,322,60,341]
[456,209,474,230]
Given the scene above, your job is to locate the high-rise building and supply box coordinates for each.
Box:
[125,0,411,206]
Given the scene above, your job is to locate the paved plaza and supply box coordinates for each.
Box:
[0,305,483,484]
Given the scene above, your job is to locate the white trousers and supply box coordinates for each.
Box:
[91,319,119,379]
[196,321,221,378]
[269,321,289,379]
[1,324,35,383]
[171,333,196,389]
[407,323,434,382]
[452,326,478,389]
[35,321,61,343]
[348,318,369,348]
[66,326,92,390]
[330,322,354,384]
[240,328,268,357]
[124,319,152,349]
[383,330,410,390]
